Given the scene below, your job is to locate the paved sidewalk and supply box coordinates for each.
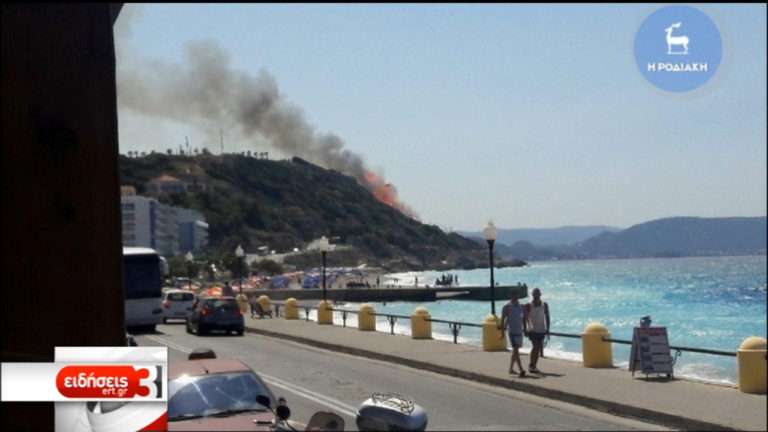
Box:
[244,315,766,431]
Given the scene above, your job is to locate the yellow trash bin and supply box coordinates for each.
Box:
[738,336,767,394]
[317,300,333,325]
[358,303,376,331]
[411,307,432,339]
[284,297,299,320]
[482,314,506,351]
[582,322,613,368]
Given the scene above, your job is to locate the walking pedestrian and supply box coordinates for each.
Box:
[223,280,235,297]
[500,291,526,377]
[524,287,550,374]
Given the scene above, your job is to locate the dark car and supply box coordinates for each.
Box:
[186,296,244,336]
[168,358,277,431]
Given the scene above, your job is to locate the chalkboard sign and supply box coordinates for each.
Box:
[629,326,674,378]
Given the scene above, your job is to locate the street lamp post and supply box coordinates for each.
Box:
[483,220,498,316]
[317,236,332,324]
[185,251,194,291]
[235,245,245,294]
[319,236,330,301]
[235,245,249,314]
[482,220,505,351]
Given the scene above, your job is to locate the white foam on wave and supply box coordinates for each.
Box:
[675,362,736,386]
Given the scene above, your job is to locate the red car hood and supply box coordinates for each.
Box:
[168,410,275,431]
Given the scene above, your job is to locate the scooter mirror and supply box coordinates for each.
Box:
[276,405,291,421]
[256,395,271,409]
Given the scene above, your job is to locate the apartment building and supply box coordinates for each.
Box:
[120,186,208,256]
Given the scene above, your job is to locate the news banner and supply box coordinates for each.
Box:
[2,347,168,432]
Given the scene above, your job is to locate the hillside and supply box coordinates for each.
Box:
[118,153,502,271]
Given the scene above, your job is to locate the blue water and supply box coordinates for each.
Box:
[333,255,766,386]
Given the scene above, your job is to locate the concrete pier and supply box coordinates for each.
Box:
[247,283,527,303]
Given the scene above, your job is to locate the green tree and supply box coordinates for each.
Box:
[254,259,283,276]
[167,255,199,279]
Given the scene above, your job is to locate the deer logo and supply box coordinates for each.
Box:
[665,22,689,55]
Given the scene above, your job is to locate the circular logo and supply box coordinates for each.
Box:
[634,5,722,92]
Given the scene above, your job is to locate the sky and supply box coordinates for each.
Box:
[113,3,767,232]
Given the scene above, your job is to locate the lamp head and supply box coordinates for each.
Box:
[482,220,498,242]
[318,236,330,252]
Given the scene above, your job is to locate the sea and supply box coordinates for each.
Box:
[323,255,766,387]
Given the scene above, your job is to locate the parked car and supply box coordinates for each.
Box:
[162,289,196,323]
[186,296,244,336]
[168,357,278,431]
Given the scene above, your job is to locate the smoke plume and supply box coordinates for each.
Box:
[116,38,415,218]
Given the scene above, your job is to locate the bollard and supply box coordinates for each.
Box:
[737,336,767,394]
[236,293,249,314]
[284,298,299,320]
[358,303,376,331]
[258,295,272,318]
[317,300,333,325]
[411,307,432,339]
[482,314,506,351]
[582,322,613,368]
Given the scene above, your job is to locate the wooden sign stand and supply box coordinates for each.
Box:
[629,326,674,379]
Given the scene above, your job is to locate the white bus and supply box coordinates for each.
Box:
[123,247,168,331]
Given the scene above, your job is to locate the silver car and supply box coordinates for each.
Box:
[162,289,196,323]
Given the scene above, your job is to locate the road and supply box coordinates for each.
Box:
[137,322,671,431]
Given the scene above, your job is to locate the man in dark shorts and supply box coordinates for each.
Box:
[500,291,526,377]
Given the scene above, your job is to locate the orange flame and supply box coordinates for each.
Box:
[364,172,417,219]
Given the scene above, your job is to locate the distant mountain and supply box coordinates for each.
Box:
[494,240,585,261]
[459,225,621,247]
[575,217,767,257]
[468,217,766,260]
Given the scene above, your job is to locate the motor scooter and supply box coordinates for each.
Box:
[255,392,428,432]
[254,395,345,432]
[356,392,428,431]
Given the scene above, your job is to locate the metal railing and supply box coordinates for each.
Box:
[273,303,738,361]
[601,336,736,366]
[426,317,483,344]
[296,304,412,335]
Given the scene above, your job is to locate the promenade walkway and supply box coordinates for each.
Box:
[244,315,766,431]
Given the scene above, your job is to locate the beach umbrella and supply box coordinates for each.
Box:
[270,275,290,289]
